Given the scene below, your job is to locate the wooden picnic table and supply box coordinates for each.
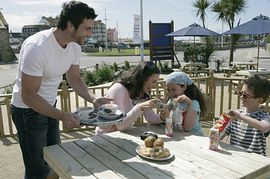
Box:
[44,124,270,179]
[236,70,270,78]
[181,62,208,76]
[231,61,258,70]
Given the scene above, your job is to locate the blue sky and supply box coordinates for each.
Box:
[1,0,270,40]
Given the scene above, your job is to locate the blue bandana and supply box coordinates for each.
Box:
[166,72,192,86]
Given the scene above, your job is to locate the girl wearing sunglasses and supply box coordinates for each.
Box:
[224,75,270,156]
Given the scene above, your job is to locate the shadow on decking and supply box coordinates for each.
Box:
[1,125,270,179]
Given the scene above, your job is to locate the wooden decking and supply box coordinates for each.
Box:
[1,124,270,179]
[0,130,95,179]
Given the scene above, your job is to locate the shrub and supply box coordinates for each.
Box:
[81,64,114,86]
[124,61,130,69]
[3,85,13,94]
[113,62,118,71]
[183,40,215,67]
[94,65,114,84]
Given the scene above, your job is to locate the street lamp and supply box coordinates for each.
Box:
[104,8,108,50]
[140,0,144,62]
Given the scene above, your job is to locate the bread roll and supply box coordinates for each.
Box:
[153,138,164,148]
[144,136,156,148]
[150,147,171,158]
[139,146,151,157]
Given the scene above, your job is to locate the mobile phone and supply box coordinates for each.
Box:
[140,131,158,140]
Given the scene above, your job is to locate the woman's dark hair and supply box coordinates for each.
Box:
[185,84,207,115]
[118,61,160,100]
[57,1,97,30]
[244,75,270,103]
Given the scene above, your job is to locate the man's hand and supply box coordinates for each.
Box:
[60,112,80,128]
[93,97,113,108]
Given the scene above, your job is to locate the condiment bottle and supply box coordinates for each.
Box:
[209,120,219,150]
[165,111,173,137]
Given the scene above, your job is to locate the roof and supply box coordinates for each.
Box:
[0,11,7,30]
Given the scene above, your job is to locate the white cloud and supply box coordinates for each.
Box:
[10,0,108,7]
[5,14,37,32]
[2,0,110,32]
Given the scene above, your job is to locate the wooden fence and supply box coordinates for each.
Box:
[0,73,269,137]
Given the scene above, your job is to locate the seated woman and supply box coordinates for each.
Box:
[95,61,165,135]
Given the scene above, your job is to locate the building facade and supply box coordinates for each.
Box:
[0,11,16,62]
[21,24,51,40]
[91,20,107,46]
[107,28,118,43]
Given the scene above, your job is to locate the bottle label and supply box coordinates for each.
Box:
[216,113,231,133]
[165,113,173,137]
[172,103,185,129]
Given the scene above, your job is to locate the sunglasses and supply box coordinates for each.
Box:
[238,91,256,99]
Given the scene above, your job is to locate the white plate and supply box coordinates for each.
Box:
[136,145,174,161]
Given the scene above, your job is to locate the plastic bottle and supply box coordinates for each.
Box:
[165,111,173,137]
[209,125,219,151]
[172,103,184,129]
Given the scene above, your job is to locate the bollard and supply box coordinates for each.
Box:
[135,46,140,55]
[99,46,102,53]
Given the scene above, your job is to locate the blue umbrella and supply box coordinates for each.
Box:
[223,14,270,35]
[166,23,219,37]
[166,23,219,62]
[223,14,270,71]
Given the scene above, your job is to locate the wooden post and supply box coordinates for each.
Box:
[4,97,14,136]
[61,80,70,132]
[0,101,4,137]
[208,70,215,120]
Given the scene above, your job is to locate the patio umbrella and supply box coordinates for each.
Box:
[223,14,270,71]
[166,23,219,61]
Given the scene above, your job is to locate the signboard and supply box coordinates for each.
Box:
[133,15,141,44]
[149,21,177,66]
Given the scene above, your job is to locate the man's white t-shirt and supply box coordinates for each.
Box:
[11,28,81,108]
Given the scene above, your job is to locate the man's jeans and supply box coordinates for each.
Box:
[11,105,60,179]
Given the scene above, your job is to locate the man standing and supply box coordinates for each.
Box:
[11,1,109,178]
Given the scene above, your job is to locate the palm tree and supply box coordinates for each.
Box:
[212,0,247,66]
[193,0,213,68]
[193,0,211,28]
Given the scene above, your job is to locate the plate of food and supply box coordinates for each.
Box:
[75,107,125,126]
[136,136,173,161]
[98,109,123,120]
[136,145,173,161]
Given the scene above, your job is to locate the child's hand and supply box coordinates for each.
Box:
[160,107,170,121]
[175,95,192,105]
[227,109,240,119]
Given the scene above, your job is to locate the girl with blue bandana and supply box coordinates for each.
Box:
[163,72,206,135]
